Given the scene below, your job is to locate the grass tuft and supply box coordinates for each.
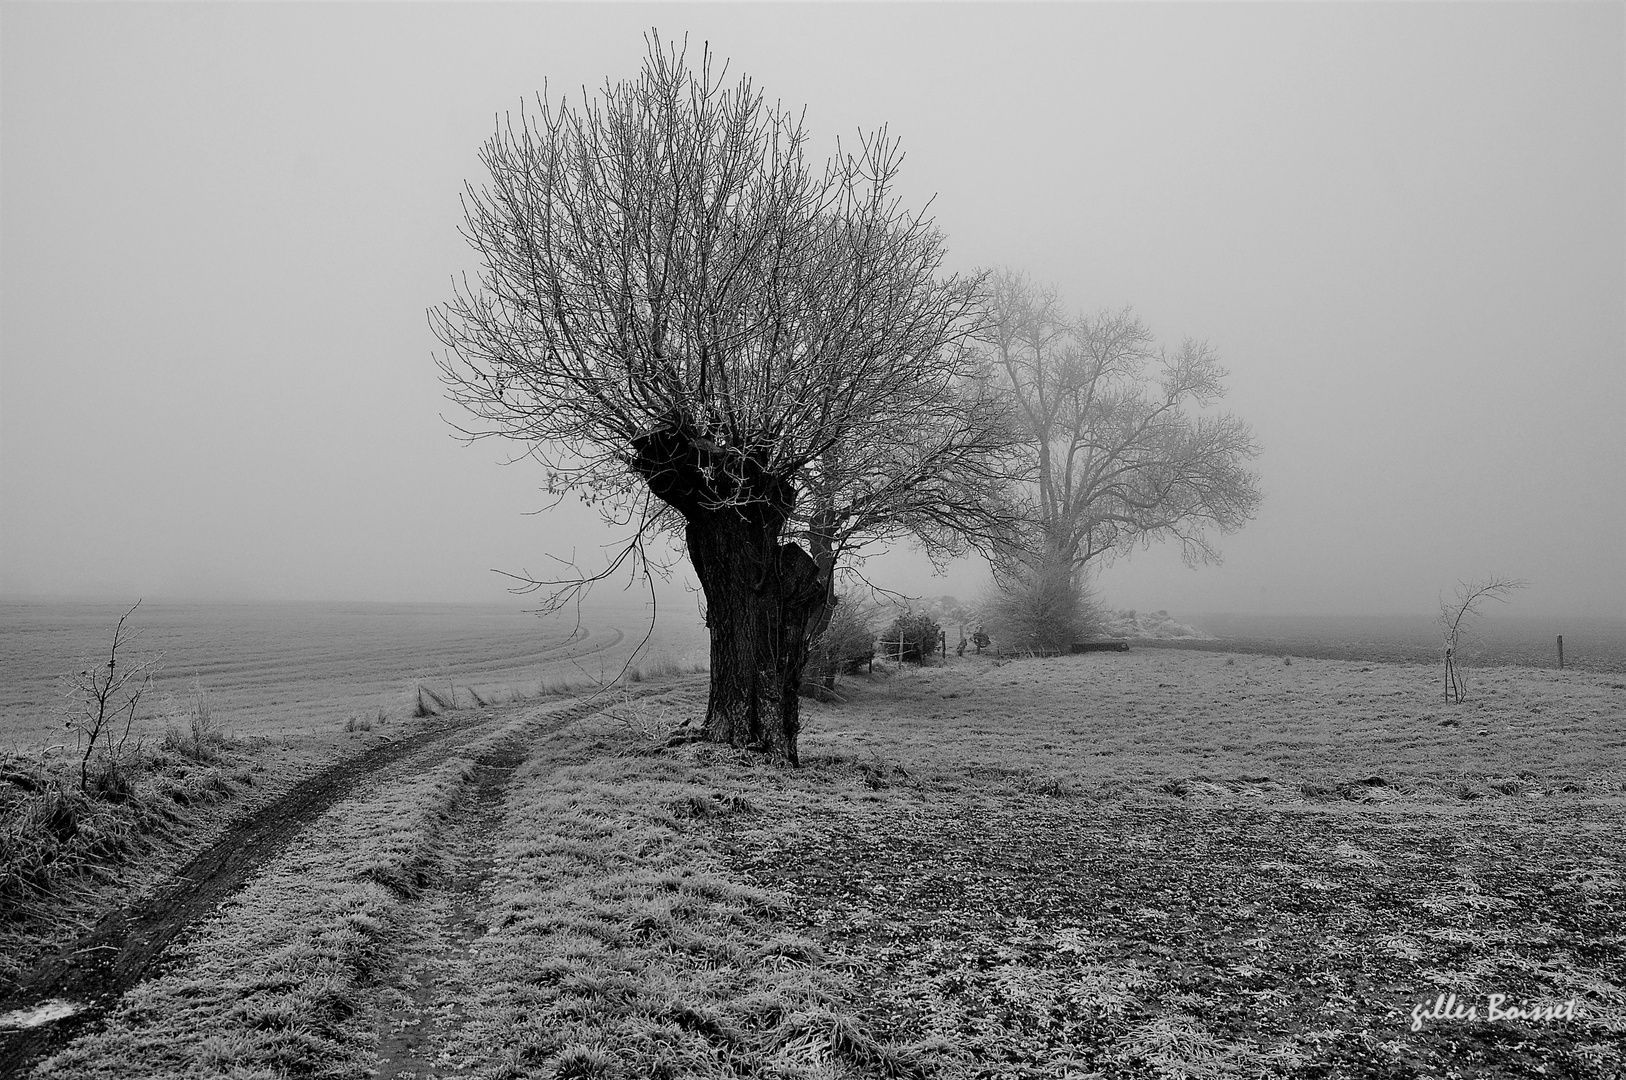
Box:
[0,736,252,984]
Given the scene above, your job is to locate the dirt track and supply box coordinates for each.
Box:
[0,693,623,1078]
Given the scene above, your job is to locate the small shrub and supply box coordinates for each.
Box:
[804,594,879,695]
[879,611,941,664]
[981,560,1100,655]
[61,601,162,793]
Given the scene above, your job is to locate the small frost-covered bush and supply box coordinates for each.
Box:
[879,611,941,664]
[983,561,1099,655]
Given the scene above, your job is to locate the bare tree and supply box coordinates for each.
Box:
[1439,575,1528,703]
[977,269,1262,589]
[62,600,162,794]
[432,36,1003,764]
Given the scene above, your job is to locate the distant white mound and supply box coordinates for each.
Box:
[1096,609,1212,640]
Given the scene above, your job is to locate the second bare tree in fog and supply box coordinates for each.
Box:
[976,270,1261,645]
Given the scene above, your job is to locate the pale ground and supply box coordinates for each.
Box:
[18,649,1625,1078]
[797,649,1626,800]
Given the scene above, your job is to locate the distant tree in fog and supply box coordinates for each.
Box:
[1439,575,1528,703]
[431,36,1014,765]
[975,269,1262,603]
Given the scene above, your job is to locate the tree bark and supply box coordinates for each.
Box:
[687,513,823,762]
[632,416,826,764]
[799,521,841,698]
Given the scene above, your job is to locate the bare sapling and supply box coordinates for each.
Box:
[63,600,164,794]
[1439,575,1527,703]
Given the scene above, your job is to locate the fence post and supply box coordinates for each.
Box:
[1557,635,1564,670]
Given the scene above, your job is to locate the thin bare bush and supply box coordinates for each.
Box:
[1439,575,1528,703]
[61,601,162,795]
[802,593,879,698]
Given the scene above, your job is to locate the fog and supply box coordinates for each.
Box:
[2,4,1621,620]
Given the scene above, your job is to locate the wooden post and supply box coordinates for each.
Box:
[1557,635,1564,670]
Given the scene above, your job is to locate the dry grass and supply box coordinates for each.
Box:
[699,651,1626,1079]
[795,650,1625,801]
[412,651,707,717]
[624,650,709,684]
[425,686,931,1079]
[0,739,257,986]
[21,650,1623,1078]
[28,702,568,1078]
[34,751,479,1078]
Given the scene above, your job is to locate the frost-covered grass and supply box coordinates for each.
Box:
[802,650,1626,802]
[711,652,1626,1079]
[0,737,261,988]
[28,703,571,1079]
[27,652,1624,1078]
[33,752,479,1079]
[431,690,929,1079]
[394,655,1624,1078]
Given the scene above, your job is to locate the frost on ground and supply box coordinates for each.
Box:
[16,651,1622,1080]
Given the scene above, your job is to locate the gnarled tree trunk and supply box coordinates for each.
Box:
[633,416,826,765]
[687,514,823,762]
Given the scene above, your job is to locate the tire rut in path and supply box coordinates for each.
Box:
[371,742,528,1079]
[0,715,495,1079]
[368,686,671,1078]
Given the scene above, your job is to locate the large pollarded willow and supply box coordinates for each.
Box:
[433,38,1004,763]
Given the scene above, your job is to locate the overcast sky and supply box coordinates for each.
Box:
[2,3,1621,619]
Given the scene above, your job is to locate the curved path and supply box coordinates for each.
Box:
[0,690,636,1078]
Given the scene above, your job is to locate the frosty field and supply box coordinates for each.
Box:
[4,603,1624,1077]
[0,598,710,747]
